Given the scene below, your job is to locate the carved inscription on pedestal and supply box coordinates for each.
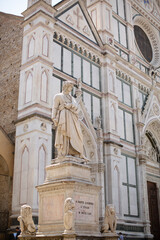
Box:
[75,195,95,222]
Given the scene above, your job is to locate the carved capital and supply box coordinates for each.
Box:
[138,153,149,164]
[136,122,145,130]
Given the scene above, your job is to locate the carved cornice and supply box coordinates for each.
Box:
[138,83,150,94]
[22,0,55,20]
[21,56,53,70]
[53,31,101,65]
[15,112,52,125]
[131,0,160,29]
[116,69,132,83]
[103,140,123,148]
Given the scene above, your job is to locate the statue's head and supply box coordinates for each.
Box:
[62,81,74,93]
[21,204,32,218]
[105,205,116,217]
[110,206,116,216]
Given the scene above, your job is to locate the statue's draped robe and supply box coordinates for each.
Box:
[52,93,83,157]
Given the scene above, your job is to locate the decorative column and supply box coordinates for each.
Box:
[138,153,153,239]
[125,0,136,64]
[96,122,105,222]
[87,0,114,45]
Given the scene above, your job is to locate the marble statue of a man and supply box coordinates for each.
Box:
[51,81,83,158]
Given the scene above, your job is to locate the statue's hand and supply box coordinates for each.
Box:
[52,118,58,127]
[71,105,78,111]
[65,103,72,109]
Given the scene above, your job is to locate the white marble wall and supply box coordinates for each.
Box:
[12,117,52,213]
[12,2,55,215]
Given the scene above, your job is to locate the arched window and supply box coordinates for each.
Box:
[28,36,35,58]
[38,145,46,185]
[111,104,116,131]
[41,71,48,102]
[113,165,120,214]
[42,35,49,56]
[146,131,160,162]
[20,146,29,204]
[109,72,114,92]
[134,26,152,62]
[25,72,32,103]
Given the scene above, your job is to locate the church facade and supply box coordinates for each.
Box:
[0,0,160,239]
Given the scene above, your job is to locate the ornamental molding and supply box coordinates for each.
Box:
[131,0,160,29]
[152,103,160,116]
[116,69,132,83]
[53,31,100,65]
[133,15,160,68]
[140,127,160,163]
[138,83,150,94]
[141,94,160,125]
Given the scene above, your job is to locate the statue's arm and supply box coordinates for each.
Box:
[51,95,60,126]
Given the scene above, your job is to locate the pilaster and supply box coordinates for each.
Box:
[87,0,113,45]
[104,141,123,217]
[139,154,153,239]
[11,0,55,223]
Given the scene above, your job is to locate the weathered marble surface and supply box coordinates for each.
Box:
[17,205,36,235]
[64,198,75,233]
[51,81,84,159]
[102,205,117,233]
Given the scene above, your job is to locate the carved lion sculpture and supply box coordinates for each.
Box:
[102,205,117,233]
[17,205,36,235]
[64,198,75,233]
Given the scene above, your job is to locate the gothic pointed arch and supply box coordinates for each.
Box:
[38,144,47,185]
[25,71,33,103]
[110,103,117,131]
[146,130,160,162]
[109,71,115,93]
[142,119,160,163]
[42,34,49,57]
[28,35,35,58]
[41,70,48,102]
[113,165,120,214]
[20,146,29,204]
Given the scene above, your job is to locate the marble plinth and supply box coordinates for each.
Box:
[46,159,91,183]
[18,234,119,240]
[37,157,101,236]
[102,233,119,240]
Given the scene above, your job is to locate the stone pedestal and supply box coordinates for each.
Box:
[63,233,76,240]
[37,156,101,236]
[103,233,119,240]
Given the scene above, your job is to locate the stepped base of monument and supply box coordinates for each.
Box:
[18,233,118,240]
[37,157,101,236]
[35,157,118,240]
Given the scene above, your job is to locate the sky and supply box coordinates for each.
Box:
[0,0,61,16]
